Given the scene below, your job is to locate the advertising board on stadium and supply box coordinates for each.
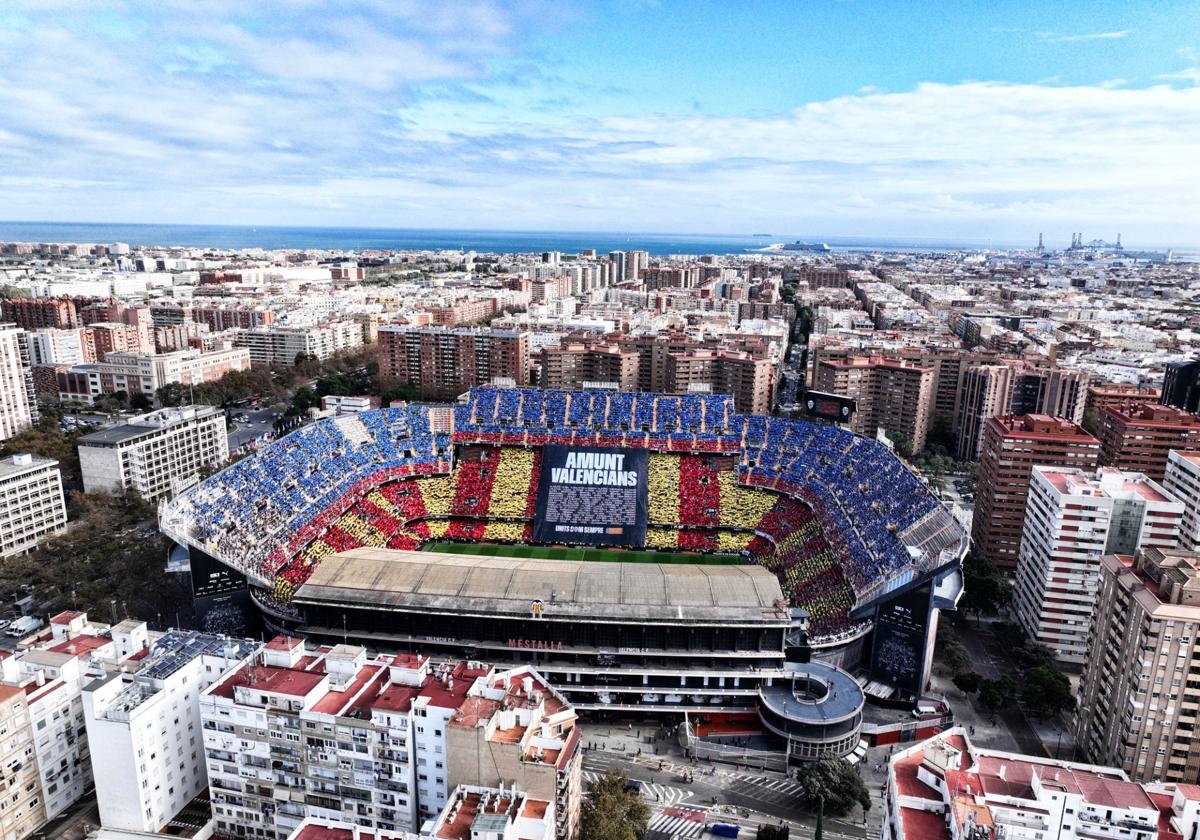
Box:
[533,445,649,546]
[868,581,932,696]
[803,390,857,424]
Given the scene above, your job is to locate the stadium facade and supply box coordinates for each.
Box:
[160,386,966,762]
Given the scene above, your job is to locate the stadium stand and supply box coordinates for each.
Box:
[161,387,963,640]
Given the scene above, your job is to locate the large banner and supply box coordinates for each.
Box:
[189,547,257,637]
[533,445,648,546]
[868,582,932,697]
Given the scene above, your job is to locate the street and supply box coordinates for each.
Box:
[227,408,278,451]
[581,744,870,839]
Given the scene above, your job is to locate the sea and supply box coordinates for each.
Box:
[0,221,1034,256]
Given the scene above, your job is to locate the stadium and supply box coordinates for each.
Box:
[160,386,966,761]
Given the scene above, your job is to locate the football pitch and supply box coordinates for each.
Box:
[424,541,742,565]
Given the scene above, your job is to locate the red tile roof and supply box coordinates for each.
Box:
[900,807,950,840]
[209,664,325,699]
[1148,791,1183,840]
[46,634,111,657]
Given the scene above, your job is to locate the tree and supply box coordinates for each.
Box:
[129,392,154,411]
[953,671,983,694]
[1024,664,1075,718]
[380,382,419,405]
[0,490,190,623]
[156,382,189,407]
[889,430,913,459]
[288,386,319,417]
[977,677,1017,712]
[579,771,650,840]
[795,757,870,817]
[935,627,969,673]
[993,620,1027,651]
[961,552,1011,621]
[0,416,84,486]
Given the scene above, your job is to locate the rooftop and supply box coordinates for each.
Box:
[294,547,788,623]
[0,453,58,476]
[140,630,257,681]
[78,405,222,446]
[1037,465,1177,504]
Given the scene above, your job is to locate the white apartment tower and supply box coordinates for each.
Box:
[77,405,229,500]
[0,454,66,557]
[1014,465,1183,664]
[1164,449,1200,552]
[0,323,35,443]
[82,630,257,833]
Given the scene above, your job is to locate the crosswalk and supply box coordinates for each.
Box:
[582,771,694,806]
[646,811,704,839]
[724,772,805,806]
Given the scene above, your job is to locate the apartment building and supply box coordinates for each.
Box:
[199,637,580,840]
[1014,466,1182,664]
[1165,450,1200,552]
[813,356,934,452]
[77,405,229,500]
[445,668,582,840]
[234,322,364,367]
[27,329,91,367]
[83,630,258,833]
[0,612,149,822]
[0,454,66,557]
[1099,403,1200,482]
[286,784,558,840]
[663,348,775,415]
[538,332,776,413]
[953,363,1015,461]
[0,298,78,330]
[1161,358,1200,413]
[193,306,275,332]
[88,322,153,360]
[538,340,638,391]
[1076,547,1200,783]
[52,347,251,404]
[0,325,36,443]
[1086,383,1160,417]
[0,684,45,840]
[378,326,530,400]
[972,414,1101,570]
[883,726,1194,840]
[427,298,498,326]
[1022,366,1090,426]
[811,345,1000,432]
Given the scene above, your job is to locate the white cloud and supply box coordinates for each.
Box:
[1036,29,1132,43]
[1156,67,1200,85]
[0,6,1196,243]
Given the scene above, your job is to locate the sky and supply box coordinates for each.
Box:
[0,0,1198,245]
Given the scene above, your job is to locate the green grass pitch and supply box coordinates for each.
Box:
[423,541,742,565]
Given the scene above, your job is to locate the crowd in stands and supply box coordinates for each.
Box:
[159,405,451,583]
[165,386,961,641]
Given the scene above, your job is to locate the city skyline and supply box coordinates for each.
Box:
[1,1,1198,242]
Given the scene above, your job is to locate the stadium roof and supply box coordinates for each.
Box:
[294,547,789,624]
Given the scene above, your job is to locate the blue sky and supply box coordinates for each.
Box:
[0,0,1198,244]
